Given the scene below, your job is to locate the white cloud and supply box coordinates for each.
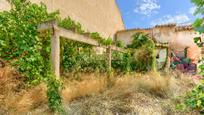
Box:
[189,6,196,15]
[134,0,160,16]
[150,14,190,26]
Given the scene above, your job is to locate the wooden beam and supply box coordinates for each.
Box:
[202,44,204,57]
[59,27,99,46]
[108,46,112,71]
[38,20,56,32]
[164,48,170,71]
[111,46,126,53]
[38,22,125,51]
[38,22,128,79]
[155,43,169,48]
[51,24,60,79]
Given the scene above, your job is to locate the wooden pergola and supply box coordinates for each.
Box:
[38,21,126,79]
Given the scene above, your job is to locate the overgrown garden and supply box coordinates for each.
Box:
[2,0,204,114]
[0,0,158,113]
[178,0,204,113]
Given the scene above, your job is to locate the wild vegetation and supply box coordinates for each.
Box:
[0,0,64,112]
[177,0,204,113]
[0,0,151,113]
[0,67,196,114]
[0,0,202,114]
[127,32,156,72]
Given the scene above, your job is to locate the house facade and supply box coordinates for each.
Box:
[116,24,202,64]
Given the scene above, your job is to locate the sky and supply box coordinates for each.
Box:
[116,0,196,29]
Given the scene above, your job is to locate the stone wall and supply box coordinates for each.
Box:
[0,0,124,38]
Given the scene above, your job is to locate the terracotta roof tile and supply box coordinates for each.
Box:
[175,25,193,31]
[155,23,176,28]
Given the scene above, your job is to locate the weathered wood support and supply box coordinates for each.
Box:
[108,46,112,71]
[51,24,60,79]
[111,45,126,53]
[59,27,99,46]
[164,48,171,71]
[37,20,56,31]
[38,20,127,79]
[201,44,204,57]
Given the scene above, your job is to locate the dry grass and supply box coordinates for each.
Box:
[0,66,23,113]
[0,67,197,114]
[65,71,196,115]
[0,68,108,114]
[62,74,108,102]
[10,84,47,113]
[0,67,48,114]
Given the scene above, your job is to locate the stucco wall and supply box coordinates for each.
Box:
[0,0,124,38]
[153,27,175,43]
[116,29,152,45]
[174,30,201,63]
[0,0,10,11]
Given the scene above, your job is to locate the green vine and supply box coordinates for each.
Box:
[0,0,62,112]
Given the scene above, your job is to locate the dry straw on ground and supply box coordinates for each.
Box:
[65,71,196,115]
[0,67,47,114]
[0,67,198,114]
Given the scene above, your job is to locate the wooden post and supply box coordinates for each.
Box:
[164,48,171,71]
[201,44,204,57]
[108,46,112,71]
[107,45,112,88]
[51,24,60,79]
[38,21,127,79]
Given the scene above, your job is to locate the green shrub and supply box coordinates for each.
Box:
[0,0,62,112]
[132,45,156,72]
[115,40,125,48]
[61,39,108,73]
[185,84,204,110]
[180,0,204,113]
[128,32,156,72]
[112,51,131,72]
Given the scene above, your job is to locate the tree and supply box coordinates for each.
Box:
[192,0,204,76]
[181,0,204,112]
[192,0,204,33]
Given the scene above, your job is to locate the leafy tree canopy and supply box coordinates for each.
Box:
[192,0,204,33]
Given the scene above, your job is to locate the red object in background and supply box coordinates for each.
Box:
[176,64,185,72]
[173,57,180,62]
[183,63,189,69]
